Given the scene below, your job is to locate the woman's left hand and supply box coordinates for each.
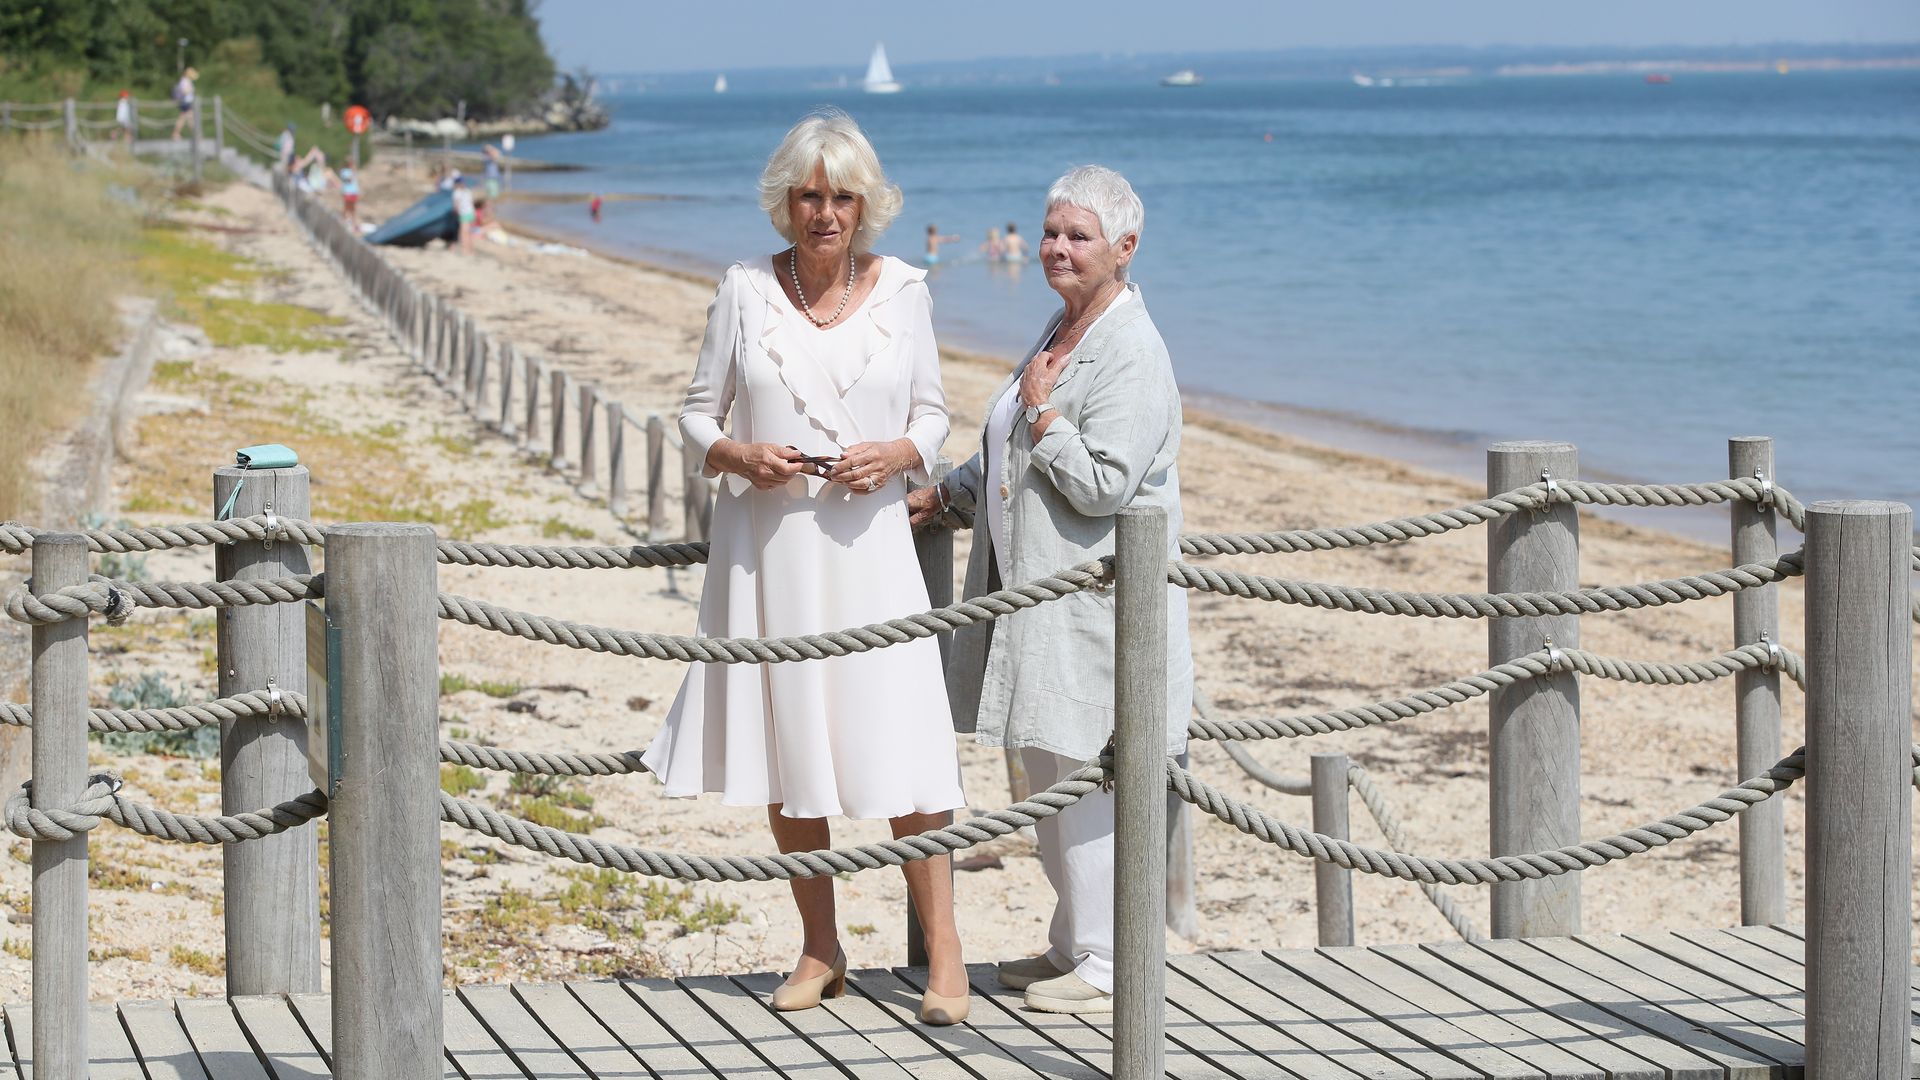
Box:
[828,439,920,494]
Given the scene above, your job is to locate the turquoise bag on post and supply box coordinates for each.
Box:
[218,444,300,520]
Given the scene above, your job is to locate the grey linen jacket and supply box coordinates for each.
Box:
[944,283,1194,761]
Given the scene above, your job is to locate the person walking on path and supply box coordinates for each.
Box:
[337,165,361,230]
[641,108,970,1027]
[452,176,477,255]
[114,91,134,147]
[169,68,197,140]
[909,165,1191,1017]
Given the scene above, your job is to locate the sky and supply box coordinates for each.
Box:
[537,0,1920,75]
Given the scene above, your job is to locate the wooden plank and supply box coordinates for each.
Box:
[1163,957,1361,1080]
[619,976,772,1075]
[1545,938,1802,1066]
[1476,938,1780,1079]
[566,981,723,1080]
[678,974,845,1078]
[1277,949,1539,1079]
[5,1004,27,1080]
[285,993,333,1061]
[1215,950,1480,1079]
[1168,953,1415,1080]
[879,967,1099,1080]
[175,998,273,1080]
[807,976,982,1080]
[842,968,1044,1080]
[231,995,331,1080]
[733,973,921,1080]
[118,1000,213,1080]
[946,965,1118,1079]
[1322,947,1598,1079]
[461,984,591,1078]
[1375,945,1663,1080]
[1421,942,1727,1080]
[443,988,534,1079]
[86,1002,146,1080]
[1576,935,1811,1053]
[513,984,651,1080]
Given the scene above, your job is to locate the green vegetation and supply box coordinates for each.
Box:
[439,764,486,797]
[1,1,555,123]
[440,672,522,699]
[168,943,224,977]
[539,516,595,541]
[92,673,221,759]
[0,143,138,519]
[136,226,340,351]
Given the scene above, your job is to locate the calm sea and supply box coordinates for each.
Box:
[489,72,1920,513]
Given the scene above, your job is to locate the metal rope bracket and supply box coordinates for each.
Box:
[1759,631,1782,672]
[1754,469,1774,510]
[1543,636,1566,674]
[1532,469,1560,518]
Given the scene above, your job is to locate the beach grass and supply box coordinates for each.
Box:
[0,142,138,519]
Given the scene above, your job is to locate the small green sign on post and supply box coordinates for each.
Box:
[303,600,344,797]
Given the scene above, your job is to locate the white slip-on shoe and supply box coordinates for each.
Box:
[1023,971,1113,1015]
[995,953,1070,990]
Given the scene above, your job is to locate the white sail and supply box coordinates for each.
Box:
[863,43,901,93]
[714,73,728,93]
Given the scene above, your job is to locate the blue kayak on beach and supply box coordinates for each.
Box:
[367,190,458,247]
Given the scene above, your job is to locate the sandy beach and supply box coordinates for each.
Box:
[1,155,1913,1003]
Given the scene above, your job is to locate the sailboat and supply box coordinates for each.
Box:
[863,43,902,94]
[713,73,728,93]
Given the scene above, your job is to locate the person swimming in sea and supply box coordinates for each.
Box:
[1001,221,1029,262]
[924,223,960,266]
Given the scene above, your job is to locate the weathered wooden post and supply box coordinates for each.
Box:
[607,402,628,518]
[1486,440,1580,938]
[1113,506,1168,1080]
[498,343,518,437]
[646,415,668,538]
[31,534,89,1078]
[472,331,492,425]
[549,369,571,470]
[214,465,321,996]
[1310,752,1355,947]
[191,102,203,182]
[327,523,444,1080]
[1729,435,1785,926]
[578,382,598,484]
[63,98,76,147]
[212,95,224,158]
[1803,499,1911,1080]
[681,439,711,541]
[523,356,542,452]
[464,319,482,410]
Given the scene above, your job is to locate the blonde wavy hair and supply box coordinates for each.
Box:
[758,108,902,253]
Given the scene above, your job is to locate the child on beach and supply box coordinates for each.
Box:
[589,193,603,223]
[337,166,361,230]
[924,223,960,266]
[452,177,476,255]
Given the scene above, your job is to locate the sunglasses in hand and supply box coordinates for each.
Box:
[786,446,842,475]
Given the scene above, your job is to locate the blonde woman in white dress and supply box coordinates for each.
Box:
[640,109,969,1025]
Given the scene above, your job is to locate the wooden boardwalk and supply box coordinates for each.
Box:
[7,926,1914,1079]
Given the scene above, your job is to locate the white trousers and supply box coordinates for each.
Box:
[1022,747,1115,994]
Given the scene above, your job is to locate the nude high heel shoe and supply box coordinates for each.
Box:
[771,948,846,1012]
[919,985,971,1026]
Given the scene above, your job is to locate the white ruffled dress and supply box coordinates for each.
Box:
[640,256,965,820]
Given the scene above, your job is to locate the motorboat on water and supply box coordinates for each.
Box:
[1160,69,1202,87]
[863,44,901,93]
[367,190,457,247]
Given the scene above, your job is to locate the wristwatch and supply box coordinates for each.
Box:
[1024,401,1057,424]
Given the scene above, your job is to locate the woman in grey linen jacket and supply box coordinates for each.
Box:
[908,165,1192,1016]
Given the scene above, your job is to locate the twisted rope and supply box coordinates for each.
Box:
[0,689,296,733]
[1171,553,1803,618]
[441,740,649,776]
[442,763,1108,880]
[1189,642,1804,742]
[4,575,319,626]
[1345,765,1484,941]
[1170,752,1805,885]
[438,560,1109,663]
[6,775,326,844]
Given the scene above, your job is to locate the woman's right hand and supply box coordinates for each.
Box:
[907,484,945,528]
[710,440,807,490]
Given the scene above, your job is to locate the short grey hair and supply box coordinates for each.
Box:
[759,108,902,253]
[1046,164,1144,252]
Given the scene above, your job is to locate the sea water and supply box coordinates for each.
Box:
[493,71,1920,510]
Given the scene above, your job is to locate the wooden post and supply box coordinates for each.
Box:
[1486,440,1580,938]
[522,357,541,452]
[1803,499,1912,1080]
[607,402,628,518]
[1729,435,1784,926]
[326,523,444,1080]
[499,343,517,437]
[549,368,570,471]
[473,331,492,425]
[464,319,481,409]
[646,415,667,538]
[213,95,224,157]
[63,98,76,146]
[578,383,598,484]
[214,466,321,996]
[433,306,451,385]
[191,102,203,182]
[681,439,711,541]
[1112,506,1167,1080]
[30,535,89,1078]
[1310,753,1355,947]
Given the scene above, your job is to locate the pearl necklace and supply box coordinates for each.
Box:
[789,247,857,327]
